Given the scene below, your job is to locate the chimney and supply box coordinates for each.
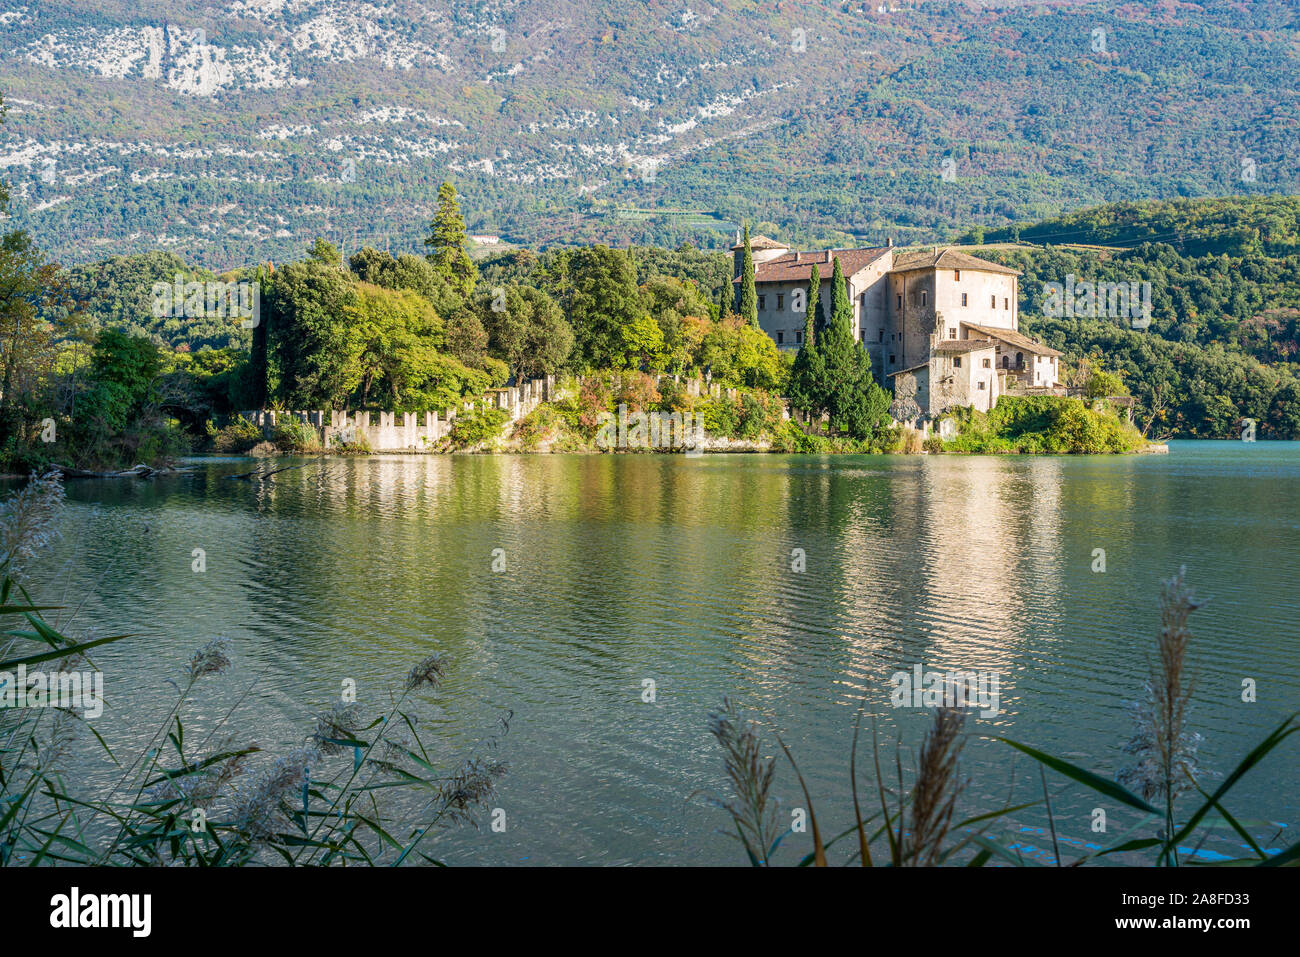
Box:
[825,249,832,263]
[794,251,800,263]
[887,236,894,247]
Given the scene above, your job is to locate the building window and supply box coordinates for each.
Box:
[953,356,962,367]
[982,358,991,368]
[1004,297,1010,310]
[961,293,968,307]
[954,269,961,281]
[796,330,803,344]
[921,291,928,307]
[977,381,986,390]
[990,295,996,308]
[1016,352,1024,369]
[878,329,884,343]
[897,294,902,310]
[949,328,956,339]
[776,330,784,344]
[758,295,766,310]
[777,293,784,310]
[889,354,896,364]
[1002,355,1009,369]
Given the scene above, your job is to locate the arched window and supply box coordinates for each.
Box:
[1001,355,1009,369]
[1015,352,1024,369]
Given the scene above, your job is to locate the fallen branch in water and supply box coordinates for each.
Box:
[43,463,194,480]
[225,463,306,482]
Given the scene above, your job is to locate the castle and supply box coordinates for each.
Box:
[732,236,1061,427]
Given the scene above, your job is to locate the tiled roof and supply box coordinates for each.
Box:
[738,247,893,283]
[961,322,1062,357]
[890,248,1020,276]
[887,362,929,378]
[933,338,995,353]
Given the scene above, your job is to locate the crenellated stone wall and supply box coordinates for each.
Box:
[238,374,804,451]
[241,375,560,451]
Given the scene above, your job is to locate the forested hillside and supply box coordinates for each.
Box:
[1,1,1297,268]
[32,195,1300,442]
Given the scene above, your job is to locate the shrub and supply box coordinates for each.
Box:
[697,398,740,437]
[208,415,264,453]
[273,418,321,453]
[577,377,614,434]
[946,397,1145,454]
[450,406,510,448]
[772,419,831,453]
[512,404,578,451]
[616,372,661,413]
[330,429,371,455]
[923,435,944,453]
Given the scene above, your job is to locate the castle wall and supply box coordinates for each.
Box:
[888,269,937,377]
[934,271,1017,334]
[241,375,558,451]
[755,281,815,349]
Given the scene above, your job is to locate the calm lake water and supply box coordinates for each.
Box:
[19,441,1300,865]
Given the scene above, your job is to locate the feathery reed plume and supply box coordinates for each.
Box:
[405,653,447,692]
[703,697,782,865]
[0,473,64,580]
[185,637,232,680]
[438,757,508,826]
[1118,566,1205,806]
[231,746,319,840]
[147,735,251,807]
[311,702,364,755]
[907,705,968,866]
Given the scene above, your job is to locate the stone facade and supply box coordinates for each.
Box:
[238,374,781,452]
[736,238,1061,424]
[242,375,559,451]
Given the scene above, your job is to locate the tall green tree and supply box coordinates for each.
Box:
[265,260,362,408]
[788,263,824,414]
[805,262,820,337]
[247,263,270,410]
[565,246,645,369]
[814,257,891,440]
[424,182,477,299]
[307,237,342,267]
[478,284,574,381]
[825,255,853,336]
[738,225,757,327]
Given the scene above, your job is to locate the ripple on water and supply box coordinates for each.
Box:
[15,446,1300,865]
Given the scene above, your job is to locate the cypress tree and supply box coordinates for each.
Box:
[816,256,890,440]
[716,282,733,321]
[424,181,477,299]
[738,225,758,326]
[788,263,823,414]
[805,262,820,341]
[827,255,853,337]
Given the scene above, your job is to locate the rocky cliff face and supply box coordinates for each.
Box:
[1,1,1295,267]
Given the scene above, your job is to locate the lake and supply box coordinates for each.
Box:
[18,440,1300,865]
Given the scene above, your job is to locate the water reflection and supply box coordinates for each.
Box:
[15,443,1300,865]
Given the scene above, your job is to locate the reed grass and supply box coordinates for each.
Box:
[0,477,509,866]
[705,569,1299,867]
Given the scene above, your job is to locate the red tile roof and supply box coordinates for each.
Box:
[933,338,996,353]
[962,322,1062,357]
[737,247,893,284]
[890,248,1020,276]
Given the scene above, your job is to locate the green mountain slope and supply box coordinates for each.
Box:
[1,0,1297,268]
